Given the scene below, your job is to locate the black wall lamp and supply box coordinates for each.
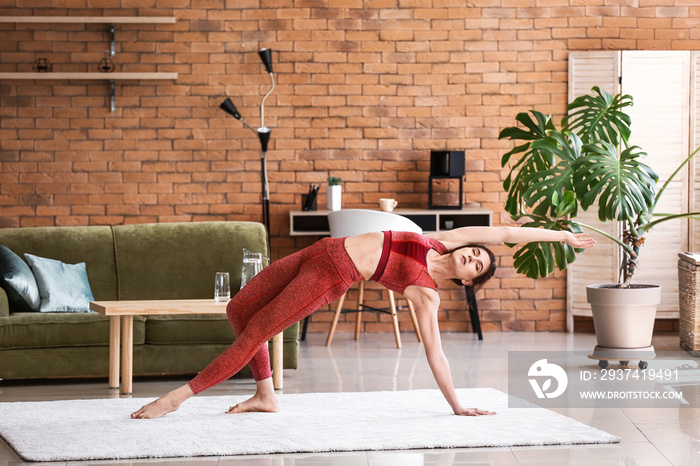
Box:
[220,48,276,239]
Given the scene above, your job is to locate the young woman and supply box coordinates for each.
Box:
[131,225,594,419]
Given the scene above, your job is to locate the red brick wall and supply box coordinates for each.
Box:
[1,1,693,333]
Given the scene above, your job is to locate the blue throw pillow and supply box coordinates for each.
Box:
[24,253,95,313]
[0,245,41,312]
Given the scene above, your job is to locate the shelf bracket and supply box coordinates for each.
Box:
[109,79,115,113]
[108,23,116,111]
[108,23,115,56]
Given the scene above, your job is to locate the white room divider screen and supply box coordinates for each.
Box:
[567,51,700,330]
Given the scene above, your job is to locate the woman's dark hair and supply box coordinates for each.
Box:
[450,244,496,292]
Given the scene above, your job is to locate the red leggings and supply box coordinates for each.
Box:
[188,237,363,394]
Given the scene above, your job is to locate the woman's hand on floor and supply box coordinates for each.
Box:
[454,407,496,416]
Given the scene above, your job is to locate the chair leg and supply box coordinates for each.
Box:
[354,281,365,340]
[301,315,309,341]
[466,286,483,341]
[406,298,422,342]
[387,290,402,349]
[326,290,348,346]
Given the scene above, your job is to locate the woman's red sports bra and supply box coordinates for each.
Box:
[369,231,448,295]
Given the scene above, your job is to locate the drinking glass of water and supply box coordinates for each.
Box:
[214,272,230,302]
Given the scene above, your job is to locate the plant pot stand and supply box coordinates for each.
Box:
[588,345,656,370]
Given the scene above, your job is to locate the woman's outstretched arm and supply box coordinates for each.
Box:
[425,226,595,251]
[403,285,495,416]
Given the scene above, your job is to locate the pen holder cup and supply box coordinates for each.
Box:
[301,193,318,211]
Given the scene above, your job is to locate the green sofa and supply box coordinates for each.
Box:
[0,221,299,380]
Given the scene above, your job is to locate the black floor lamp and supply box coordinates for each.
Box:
[220,49,276,241]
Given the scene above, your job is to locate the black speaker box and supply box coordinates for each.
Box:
[430,150,465,177]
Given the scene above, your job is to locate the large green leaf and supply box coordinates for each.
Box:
[500,111,556,166]
[507,131,583,217]
[503,152,555,216]
[573,142,658,222]
[563,86,633,146]
[531,130,582,164]
[500,111,554,141]
[499,111,558,216]
[508,216,583,279]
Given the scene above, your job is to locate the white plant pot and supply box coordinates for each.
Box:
[327,185,342,211]
[586,284,661,349]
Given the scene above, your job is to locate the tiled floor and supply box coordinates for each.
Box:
[0,331,697,465]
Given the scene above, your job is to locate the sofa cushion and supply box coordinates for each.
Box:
[0,346,112,379]
[0,245,40,312]
[25,254,95,313]
[0,226,118,301]
[145,314,234,345]
[0,313,145,349]
[113,222,268,300]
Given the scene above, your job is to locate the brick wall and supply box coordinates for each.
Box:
[0,1,691,334]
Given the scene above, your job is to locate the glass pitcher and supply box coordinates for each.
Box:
[240,248,269,290]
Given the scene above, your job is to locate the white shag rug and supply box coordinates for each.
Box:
[0,388,619,462]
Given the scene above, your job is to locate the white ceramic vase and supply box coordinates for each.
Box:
[327,185,342,211]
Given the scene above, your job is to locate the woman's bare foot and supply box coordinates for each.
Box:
[226,392,279,414]
[131,396,181,419]
[226,377,279,414]
[131,383,194,419]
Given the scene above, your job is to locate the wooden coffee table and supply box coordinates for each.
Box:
[90,299,283,394]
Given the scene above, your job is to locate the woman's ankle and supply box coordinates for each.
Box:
[169,383,195,404]
[254,377,277,399]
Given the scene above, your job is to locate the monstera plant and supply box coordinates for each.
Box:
[499,86,700,287]
[500,86,700,361]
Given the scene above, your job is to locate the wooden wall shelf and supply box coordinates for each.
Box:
[0,72,178,112]
[0,16,177,111]
[0,16,175,23]
[289,207,493,236]
[0,72,178,80]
